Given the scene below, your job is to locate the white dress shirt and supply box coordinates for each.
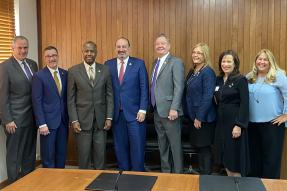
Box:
[14,57,33,79]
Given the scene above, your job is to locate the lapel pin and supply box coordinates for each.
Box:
[129,63,132,66]
[229,83,234,88]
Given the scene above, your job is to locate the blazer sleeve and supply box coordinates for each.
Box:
[139,60,149,111]
[0,62,13,124]
[105,67,114,119]
[235,76,249,128]
[170,58,185,111]
[67,69,78,122]
[196,69,216,121]
[31,73,46,127]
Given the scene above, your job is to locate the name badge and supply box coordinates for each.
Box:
[215,86,219,91]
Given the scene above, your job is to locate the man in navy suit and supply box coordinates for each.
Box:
[32,46,68,168]
[105,37,149,171]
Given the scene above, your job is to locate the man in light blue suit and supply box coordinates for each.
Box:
[105,37,149,171]
[32,46,68,168]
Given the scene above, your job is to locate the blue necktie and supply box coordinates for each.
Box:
[150,59,160,107]
[22,61,33,81]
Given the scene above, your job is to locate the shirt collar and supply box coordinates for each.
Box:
[84,61,96,70]
[13,56,26,65]
[47,66,59,74]
[117,57,129,65]
[158,52,169,62]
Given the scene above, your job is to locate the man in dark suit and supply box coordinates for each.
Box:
[68,41,113,169]
[32,46,68,168]
[105,37,149,171]
[0,36,38,183]
[150,33,184,173]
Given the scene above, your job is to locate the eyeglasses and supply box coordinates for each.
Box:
[45,54,58,59]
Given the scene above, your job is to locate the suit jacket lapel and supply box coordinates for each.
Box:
[93,63,102,87]
[79,63,93,87]
[43,67,61,97]
[112,59,121,87]
[121,58,133,85]
[157,54,171,78]
[59,68,66,96]
[11,57,30,82]
[26,60,37,73]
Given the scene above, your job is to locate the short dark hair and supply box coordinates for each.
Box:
[43,46,58,54]
[218,50,240,77]
[83,41,97,50]
[115,37,130,47]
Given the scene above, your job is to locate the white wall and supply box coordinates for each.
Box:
[0,127,7,183]
[15,0,38,62]
[0,0,38,183]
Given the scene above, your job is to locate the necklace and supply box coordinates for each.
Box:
[251,77,265,104]
[186,65,206,85]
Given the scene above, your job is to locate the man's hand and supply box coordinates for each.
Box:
[104,119,112,130]
[5,121,17,134]
[136,112,146,122]
[72,121,81,133]
[168,109,178,121]
[194,118,201,129]
[39,125,50,136]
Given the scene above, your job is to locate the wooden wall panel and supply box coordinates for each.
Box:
[38,0,287,178]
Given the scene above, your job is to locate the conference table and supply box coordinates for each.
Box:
[2,168,287,191]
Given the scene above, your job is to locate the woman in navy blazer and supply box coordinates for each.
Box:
[183,43,216,174]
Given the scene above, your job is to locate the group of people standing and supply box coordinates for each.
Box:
[0,34,286,185]
[186,43,287,179]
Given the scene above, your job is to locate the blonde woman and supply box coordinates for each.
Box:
[247,49,287,179]
[183,43,216,174]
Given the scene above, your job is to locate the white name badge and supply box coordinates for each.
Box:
[215,86,219,91]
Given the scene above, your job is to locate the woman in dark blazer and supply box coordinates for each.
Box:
[214,50,249,177]
[184,43,216,174]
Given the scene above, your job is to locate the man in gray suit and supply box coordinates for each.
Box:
[0,36,38,183]
[68,41,113,169]
[150,33,184,173]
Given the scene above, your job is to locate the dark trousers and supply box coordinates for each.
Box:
[5,125,37,184]
[154,110,183,173]
[40,121,68,168]
[198,146,213,175]
[248,122,285,179]
[112,111,146,171]
[75,121,107,169]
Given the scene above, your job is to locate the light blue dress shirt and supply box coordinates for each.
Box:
[248,71,287,127]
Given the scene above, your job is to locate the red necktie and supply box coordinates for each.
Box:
[119,60,125,84]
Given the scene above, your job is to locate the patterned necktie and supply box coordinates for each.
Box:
[150,59,160,107]
[22,61,33,81]
[53,71,61,94]
[89,66,95,86]
[118,60,125,84]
